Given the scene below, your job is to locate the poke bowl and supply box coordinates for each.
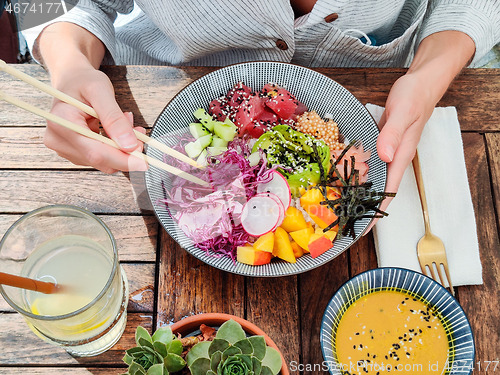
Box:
[320,267,474,375]
[146,62,388,277]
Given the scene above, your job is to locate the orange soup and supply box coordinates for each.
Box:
[335,290,450,375]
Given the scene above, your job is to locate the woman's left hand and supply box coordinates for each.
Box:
[364,71,437,233]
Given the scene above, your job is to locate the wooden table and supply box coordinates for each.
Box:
[0,66,498,374]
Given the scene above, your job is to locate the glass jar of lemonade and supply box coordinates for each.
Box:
[0,205,129,356]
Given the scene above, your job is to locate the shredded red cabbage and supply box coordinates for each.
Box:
[157,135,271,261]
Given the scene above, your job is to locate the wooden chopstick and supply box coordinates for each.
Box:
[0,90,209,187]
[0,59,200,169]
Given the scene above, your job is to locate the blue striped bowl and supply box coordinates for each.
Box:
[320,267,474,375]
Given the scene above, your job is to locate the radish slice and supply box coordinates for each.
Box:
[257,170,291,209]
[241,195,281,236]
[255,192,285,231]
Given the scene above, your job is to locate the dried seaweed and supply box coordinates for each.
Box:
[313,141,396,239]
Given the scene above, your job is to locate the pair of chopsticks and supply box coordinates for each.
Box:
[0,59,209,187]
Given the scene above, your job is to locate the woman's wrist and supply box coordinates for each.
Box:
[38,22,105,86]
[407,30,475,103]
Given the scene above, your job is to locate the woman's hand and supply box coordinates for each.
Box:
[364,31,475,234]
[44,64,148,173]
[38,22,148,173]
[368,72,435,229]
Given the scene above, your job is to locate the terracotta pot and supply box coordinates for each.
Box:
[171,313,289,375]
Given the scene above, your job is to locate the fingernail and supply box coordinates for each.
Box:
[125,112,134,124]
[385,145,395,162]
[137,163,149,171]
[117,133,138,149]
[130,159,149,171]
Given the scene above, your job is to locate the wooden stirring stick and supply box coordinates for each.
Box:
[0,272,61,294]
[0,59,201,169]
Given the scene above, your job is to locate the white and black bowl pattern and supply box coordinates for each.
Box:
[146,62,387,277]
[320,267,475,375]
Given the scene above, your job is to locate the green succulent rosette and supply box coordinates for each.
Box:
[123,326,187,375]
[186,320,282,375]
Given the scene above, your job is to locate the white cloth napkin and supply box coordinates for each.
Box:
[367,104,483,286]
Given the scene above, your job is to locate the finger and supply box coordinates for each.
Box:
[133,126,147,152]
[363,123,422,235]
[88,117,100,133]
[84,83,139,151]
[45,109,148,172]
[124,112,147,153]
[376,106,418,163]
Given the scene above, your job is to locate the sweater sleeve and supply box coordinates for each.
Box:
[30,0,134,64]
[416,0,500,67]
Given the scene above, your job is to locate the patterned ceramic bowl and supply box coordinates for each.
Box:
[320,267,475,375]
[146,61,386,277]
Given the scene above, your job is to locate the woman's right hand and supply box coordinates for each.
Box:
[44,64,148,173]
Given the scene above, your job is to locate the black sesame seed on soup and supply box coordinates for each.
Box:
[334,290,450,375]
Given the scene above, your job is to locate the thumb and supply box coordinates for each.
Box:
[86,86,138,151]
[376,108,412,163]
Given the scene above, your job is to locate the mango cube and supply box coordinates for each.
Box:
[281,206,308,232]
[272,227,296,263]
[290,241,305,258]
[308,233,333,258]
[315,227,338,242]
[237,246,272,266]
[289,227,314,253]
[253,232,274,253]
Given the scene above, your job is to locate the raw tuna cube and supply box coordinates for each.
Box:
[240,122,269,138]
[254,107,278,128]
[265,87,298,120]
[261,82,279,96]
[209,97,228,121]
[294,100,308,116]
[227,81,253,108]
[234,95,265,131]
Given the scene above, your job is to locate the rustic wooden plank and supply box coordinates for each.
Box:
[124,263,155,313]
[246,276,300,371]
[0,369,124,375]
[0,127,76,169]
[2,65,499,132]
[0,215,157,261]
[348,234,378,277]
[156,229,244,328]
[298,252,351,375]
[0,263,155,313]
[485,133,500,231]
[0,312,152,365]
[0,170,154,214]
[456,133,500,375]
[0,127,156,169]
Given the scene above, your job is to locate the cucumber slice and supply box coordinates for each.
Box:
[224,117,237,127]
[184,134,212,158]
[207,146,227,156]
[193,108,215,131]
[196,149,208,167]
[189,122,210,139]
[214,121,237,142]
[185,141,203,159]
[248,152,261,167]
[210,136,229,148]
[197,134,213,149]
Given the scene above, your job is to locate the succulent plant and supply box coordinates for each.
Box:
[186,320,282,375]
[123,326,187,375]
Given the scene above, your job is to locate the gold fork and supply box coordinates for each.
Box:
[413,151,455,296]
